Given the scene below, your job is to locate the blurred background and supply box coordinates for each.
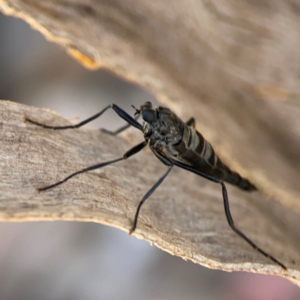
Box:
[0,13,299,300]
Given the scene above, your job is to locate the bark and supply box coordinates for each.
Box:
[0,0,300,285]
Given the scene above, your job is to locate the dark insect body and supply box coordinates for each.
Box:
[25,102,286,270]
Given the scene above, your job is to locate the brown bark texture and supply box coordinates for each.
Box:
[0,0,300,285]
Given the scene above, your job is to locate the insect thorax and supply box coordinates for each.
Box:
[143,106,184,155]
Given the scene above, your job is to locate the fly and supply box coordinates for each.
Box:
[25,101,287,270]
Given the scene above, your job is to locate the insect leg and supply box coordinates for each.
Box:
[101,114,140,135]
[150,148,173,166]
[220,182,287,270]
[186,117,195,128]
[38,141,147,192]
[129,151,173,234]
[168,159,221,184]
[164,157,287,269]
[25,104,143,132]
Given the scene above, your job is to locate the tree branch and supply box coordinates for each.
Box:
[0,0,300,285]
[0,100,299,284]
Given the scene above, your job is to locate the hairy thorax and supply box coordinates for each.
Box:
[143,106,184,155]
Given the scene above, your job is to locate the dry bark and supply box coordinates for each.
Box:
[0,0,300,285]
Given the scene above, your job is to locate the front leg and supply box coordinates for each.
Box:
[26,104,143,132]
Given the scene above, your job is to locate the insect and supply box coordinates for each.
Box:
[26,101,287,270]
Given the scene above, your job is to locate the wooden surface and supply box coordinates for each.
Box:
[0,0,300,285]
[1,100,299,284]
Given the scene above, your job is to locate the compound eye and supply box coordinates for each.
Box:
[142,109,157,122]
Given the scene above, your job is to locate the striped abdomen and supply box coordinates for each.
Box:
[171,123,256,191]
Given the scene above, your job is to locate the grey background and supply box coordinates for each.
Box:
[0,13,299,300]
